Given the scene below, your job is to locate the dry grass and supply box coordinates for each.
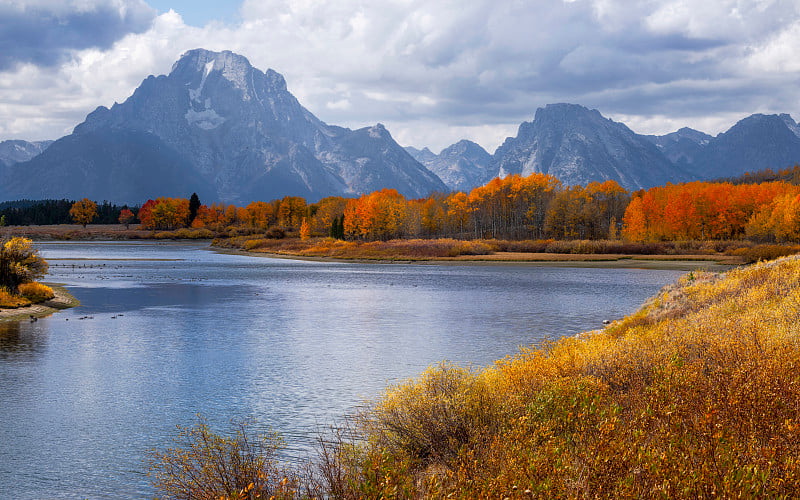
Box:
[215,237,758,264]
[219,237,495,260]
[316,256,800,498]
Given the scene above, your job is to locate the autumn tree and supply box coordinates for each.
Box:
[310,197,348,235]
[278,196,307,231]
[118,208,135,229]
[138,198,191,230]
[445,192,471,238]
[300,218,311,240]
[69,198,97,228]
[0,237,48,291]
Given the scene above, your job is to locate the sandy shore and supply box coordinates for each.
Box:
[215,247,740,271]
[0,285,80,322]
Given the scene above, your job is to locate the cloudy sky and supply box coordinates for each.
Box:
[1,0,799,152]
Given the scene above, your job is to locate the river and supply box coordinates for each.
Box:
[0,241,689,498]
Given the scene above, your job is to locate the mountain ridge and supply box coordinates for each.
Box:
[1,48,446,204]
[4,50,800,202]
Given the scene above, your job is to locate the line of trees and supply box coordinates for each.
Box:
[622,181,800,242]
[8,166,800,244]
[132,175,630,241]
[0,199,134,226]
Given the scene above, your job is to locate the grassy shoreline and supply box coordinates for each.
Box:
[214,236,749,270]
[0,284,80,322]
[214,246,738,271]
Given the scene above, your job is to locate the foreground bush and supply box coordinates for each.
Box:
[17,282,54,303]
[148,417,310,500]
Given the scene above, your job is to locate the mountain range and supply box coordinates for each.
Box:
[2,49,800,204]
[0,140,52,168]
[0,49,445,204]
[409,105,800,192]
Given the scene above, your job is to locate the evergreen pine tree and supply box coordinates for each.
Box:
[189,193,201,223]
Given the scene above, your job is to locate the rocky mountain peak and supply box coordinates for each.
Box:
[779,113,800,138]
[1,48,446,204]
[406,139,491,192]
[489,103,689,190]
[171,49,254,88]
[0,139,53,168]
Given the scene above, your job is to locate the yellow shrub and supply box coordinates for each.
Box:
[17,282,54,303]
[0,286,30,308]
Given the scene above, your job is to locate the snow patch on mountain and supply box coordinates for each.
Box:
[188,60,215,102]
[185,108,226,130]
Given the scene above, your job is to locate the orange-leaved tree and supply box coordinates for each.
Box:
[300,218,311,240]
[118,208,135,229]
[138,197,191,230]
[69,198,97,228]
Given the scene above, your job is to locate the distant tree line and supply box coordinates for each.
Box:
[721,164,800,186]
[0,199,137,226]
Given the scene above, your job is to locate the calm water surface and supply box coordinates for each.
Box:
[0,241,688,498]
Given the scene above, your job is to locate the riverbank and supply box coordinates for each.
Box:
[0,284,80,322]
[145,255,800,497]
[298,255,800,497]
[214,237,745,270]
[0,224,213,240]
[216,246,738,271]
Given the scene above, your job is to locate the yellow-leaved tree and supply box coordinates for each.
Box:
[69,198,97,228]
[0,237,48,291]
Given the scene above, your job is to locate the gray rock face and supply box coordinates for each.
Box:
[488,104,692,190]
[0,140,52,167]
[2,49,445,204]
[643,127,712,167]
[406,140,491,192]
[691,114,800,179]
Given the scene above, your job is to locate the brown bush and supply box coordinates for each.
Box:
[148,417,304,500]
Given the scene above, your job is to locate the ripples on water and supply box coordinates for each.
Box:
[0,241,688,498]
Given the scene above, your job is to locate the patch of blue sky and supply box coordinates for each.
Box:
[146,0,242,27]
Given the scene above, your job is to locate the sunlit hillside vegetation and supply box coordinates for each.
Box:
[312,256,800,497]
[150,256,800,498]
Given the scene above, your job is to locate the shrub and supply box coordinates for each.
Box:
[148,417,302,500]
[0,286,30,309]
[363,362,501,466]
[153,228,215,240]
[243,239,269,251]
[265,227,286,239]
[730,244,800,263]
[17,282,54,303]
[0,237,49,290]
